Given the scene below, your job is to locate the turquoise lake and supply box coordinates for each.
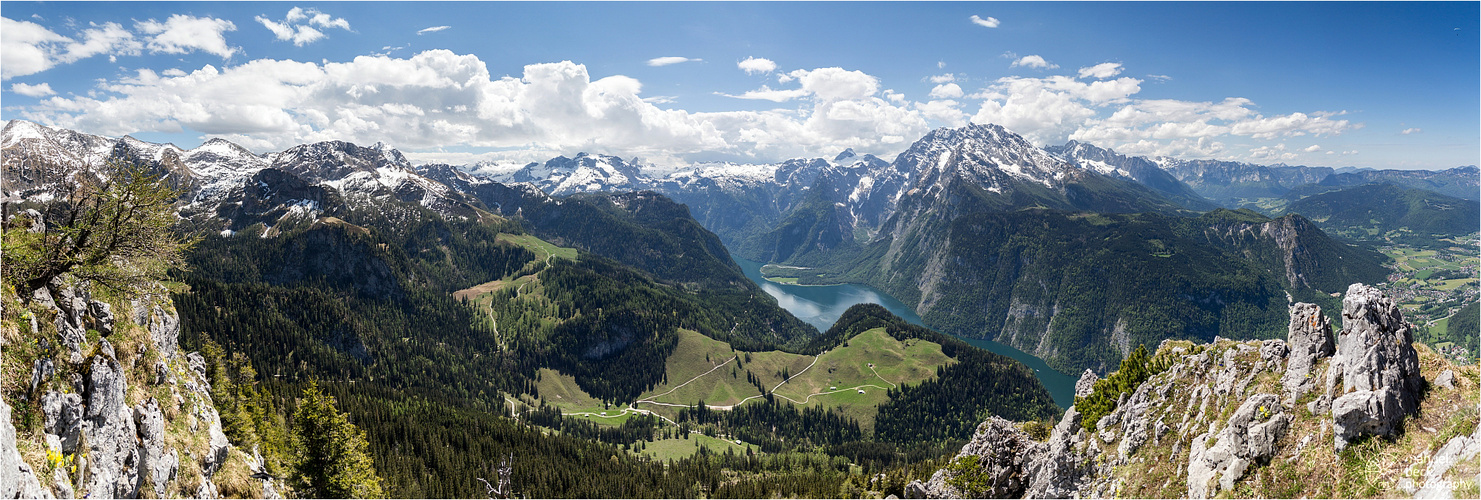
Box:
[733,256,1077,409]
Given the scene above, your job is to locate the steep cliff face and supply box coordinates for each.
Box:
[2,277,277,499]
[909,284,1478,499]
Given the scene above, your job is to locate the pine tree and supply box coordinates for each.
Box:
[293,382,385,498]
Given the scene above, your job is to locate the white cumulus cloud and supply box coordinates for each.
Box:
[1,17,68,79]
[136,15,238,58]
[11,82,56,97]
[969,15,1000,28]
[257,7,351,46]
[716,86,809,102]
[737,57,776,75]
[19,51,930,164]
[1077,62,1122,80]
[928,73,956,84]
[1303,144,1322,152]
[648,56,700,67]
[928,83,963,99]
[1010,55,1057,70]
[1401,127,1421,135]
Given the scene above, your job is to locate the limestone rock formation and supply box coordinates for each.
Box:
[1186,394,1291,498]
[2,397,53,499]
[1282,301,1333,400]
[3,278,260,498]
[910,283,1459,499]
[1326,283,1424,452]
[1075,369,1099,399]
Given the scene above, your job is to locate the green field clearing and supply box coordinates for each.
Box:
[497,232,578,262]
[529,327,957,440]
[534,368,606,412]
[772,328,951,401]
[1438,278,1476,291]
[642,433,757,462]
[636,329,811,412]
[770,328,953,430]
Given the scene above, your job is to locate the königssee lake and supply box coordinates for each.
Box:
[733,257,1077,409]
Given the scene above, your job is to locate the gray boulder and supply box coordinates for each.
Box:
[134,399,179,498]
[2,395,54,499]
[1075,369,1099,399]
[1326,284,1423,452]
[1025,406,1090,498]
[81,355,141,499]
[1416,426,1481,498]
[89,300,115,336]
[30,357,55,394]
[148,304,181,358]
[41,390,84,453]
[914,417,1040,498]
[1434,369,1456,390]
[1187,394,1291,498]
[1283,302,1334,401]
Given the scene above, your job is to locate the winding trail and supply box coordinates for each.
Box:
[637,356,738,403]
[868,363,898,389]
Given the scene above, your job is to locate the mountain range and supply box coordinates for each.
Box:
[1,119,1430,375]
[3,117,1477,498]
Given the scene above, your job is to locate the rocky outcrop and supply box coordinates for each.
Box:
[5,278,257,499]
[906,405,1094,498]
[2,396,54,498]
[134,399,179,498]
[1282,302,1333,403]
[1326,283,1424,452]
[913,417,1039,498]
[1186,394,1291,498]
[81,351,143,498]
[1075,369,1098,399]
[912,283,1458,499]
[1415,426,1481,498]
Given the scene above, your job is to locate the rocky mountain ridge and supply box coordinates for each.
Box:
[2,240,274,498]
[905,283,1478,499]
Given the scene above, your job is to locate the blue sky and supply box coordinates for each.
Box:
[2,2,1476,169]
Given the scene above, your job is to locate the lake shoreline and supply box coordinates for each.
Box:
[733,255,1077,409]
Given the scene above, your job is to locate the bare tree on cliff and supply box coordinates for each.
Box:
[3,159,194,296]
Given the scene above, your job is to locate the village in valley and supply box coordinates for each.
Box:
[1376,232,1480,364]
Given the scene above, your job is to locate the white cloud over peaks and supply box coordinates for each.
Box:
[11,82,56,97]
[787,67,879,101]
[917,100,968,128]
[1,17,67,79]
[1010,55,1057,70]
[969,15,1000,28]
[136,15,238,58]
[1228,112,1355,139]
[648,56,700,67]
[21,51,927,162]
[418,26,451,35]
[257,7,352,46]
[2,17,142,79]
[716,86,809,102]
[1303,144,1321,153]
[1247,143,1296,161]
[928,83,963,99]
[737,57,776,75]
[1077,62,1122,80]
